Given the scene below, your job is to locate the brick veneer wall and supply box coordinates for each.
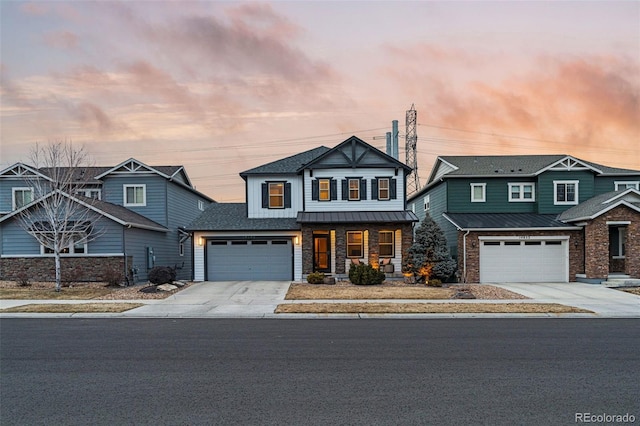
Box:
[585,205,640,279]
[0,256,132,283]
[456,230,584,283]
[302,223,414,274]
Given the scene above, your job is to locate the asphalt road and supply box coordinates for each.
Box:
[1,319,638,426]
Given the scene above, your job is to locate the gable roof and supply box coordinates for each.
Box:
[301,136,412,172]
[240,146,330,177]
[0,190,168,232]
[558,189,640,222]
[187,203,300,231]
[0,163,53,181]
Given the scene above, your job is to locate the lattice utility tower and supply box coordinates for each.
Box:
[405,104,420,195]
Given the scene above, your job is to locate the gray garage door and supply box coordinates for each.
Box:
[206,239,293,281]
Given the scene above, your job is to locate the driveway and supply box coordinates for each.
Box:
[124,281,291,318]
[491,282,640,317]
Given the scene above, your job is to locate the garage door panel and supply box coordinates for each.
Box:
[207,240,292,281]
[480,239,567,283]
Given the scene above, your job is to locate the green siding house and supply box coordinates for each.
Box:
[408,155,640,283]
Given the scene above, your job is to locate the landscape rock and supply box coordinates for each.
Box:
[323,277,336,285]
[453,291,476,299]
[157,284,178,292]
[172,281,186,287]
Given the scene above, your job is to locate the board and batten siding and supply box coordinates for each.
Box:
[246,175,303,219]
[192,230,303,282]
[303,168,405,212]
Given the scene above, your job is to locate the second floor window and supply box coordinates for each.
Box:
[319,179,331,201]
[349,179,360,200]
[471,183,486,203]
[424,194,430,213]
[509,183,535,202]
[554,181,578,205]
[76,189,102,200]
[124,184,146,206]
[269,182,284,208]
[378,178,390,200]
[12,187,33,210]
[615,181,639,191]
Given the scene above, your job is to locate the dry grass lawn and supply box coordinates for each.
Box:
[621,287,640,296]
[0,287,112,300]
[286,284,454,300]
[275,303,592,314]
[1,303,143,313]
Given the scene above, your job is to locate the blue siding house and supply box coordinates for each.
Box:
[0,159,214,283]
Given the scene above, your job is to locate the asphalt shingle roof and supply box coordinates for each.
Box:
[444,213,577,230]
[558,190,640,222]
[187,203,300,231]
[81,196,169,231]
[438,155,640,177]
[240,146,330,176]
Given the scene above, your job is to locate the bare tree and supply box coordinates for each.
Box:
[16,142,103,291]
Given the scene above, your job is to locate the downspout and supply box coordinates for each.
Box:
[462,229,470,283]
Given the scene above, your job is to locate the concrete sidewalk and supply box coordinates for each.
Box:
[1,281,639,318]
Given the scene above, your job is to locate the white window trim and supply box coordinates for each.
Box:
[123,184,146,207]
[508,183,536,202]
[76,189,102,200]
[198,200,205,211]
[553,180,579,205]
[268,182,285,208]
[613,227,626,259]
[378,178,390,201]
[40,237,88,255]
[424,194,430,213]
[318,178,331,201]
[12,187,33,210]
[470,183,486,203]
[614,181,639,191]
[348,178,360,201]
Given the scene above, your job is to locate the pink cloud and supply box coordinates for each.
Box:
[43,30,78,50]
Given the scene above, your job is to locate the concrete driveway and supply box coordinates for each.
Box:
[125,281,291,318]
[491,282,640,317]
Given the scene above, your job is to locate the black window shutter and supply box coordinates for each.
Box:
[285,182,291,208]
[331,179,338,200]
[311,179,319,200]
[390,178,397,199]
[360,179,367,200]
[371,179,378,200]
[341,179,348,200]
[261,183,268,208]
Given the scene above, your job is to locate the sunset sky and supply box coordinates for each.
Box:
[1,1,638,201]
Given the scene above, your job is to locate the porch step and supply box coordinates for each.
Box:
[601,275,640,287]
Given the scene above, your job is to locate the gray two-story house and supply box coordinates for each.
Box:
[189,136,418,282]
[408,155,640,283]
[0,158,214,283]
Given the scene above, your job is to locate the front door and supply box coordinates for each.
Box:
[313,234,331,272]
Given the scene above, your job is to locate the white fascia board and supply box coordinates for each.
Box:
[94,158,171,180]
[535,155,603,176]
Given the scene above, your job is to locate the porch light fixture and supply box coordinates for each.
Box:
[294,236,300,245]
[198,237,204,246]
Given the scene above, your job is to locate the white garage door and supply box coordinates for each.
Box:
[206,239,293,281]
[479,239,568,283]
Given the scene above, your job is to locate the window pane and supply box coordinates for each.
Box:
[347,232,363,257]
[379,179,389,200]
[319,179,330,201]
[269,183,284,208]
[349,179,359,200]
[379,231,394,257]
[556,184,566,202]
[523,185,533,199]
[566,184,575,202]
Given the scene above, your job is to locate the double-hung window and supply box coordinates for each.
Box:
[12,187,33,210]
[614,181,639,191]
[346,231,363,258]
[319,179,331,201]
[554,181,578,205]
[508,183,535,202]
[269,182,284,208]
[124,184,146,206]
[378,178,390,200]
[424,194,430,213]
[348,179,360,200]
[41,233,87,255]
[379,231,394,257]
[470,183,486,203]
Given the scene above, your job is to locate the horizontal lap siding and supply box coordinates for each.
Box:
[447,178,537,213]
[537,171,595,214]
[102,175,168,226]
[247,175,302,218]
[304,168,405,212]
